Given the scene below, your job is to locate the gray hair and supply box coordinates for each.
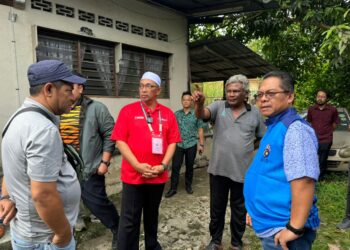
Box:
[225,74,249,92]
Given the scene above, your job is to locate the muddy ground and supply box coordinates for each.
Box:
[77,167,260,250]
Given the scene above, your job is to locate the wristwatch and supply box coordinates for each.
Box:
[286,221,305,235]
[100,160,111,167]
[0,195,15,204]
[0,195,10,201]
[161,163,169,171]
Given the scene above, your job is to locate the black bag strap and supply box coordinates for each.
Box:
[2,107,54,138]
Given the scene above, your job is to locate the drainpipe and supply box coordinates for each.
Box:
[8,7,22,107]
[186,21,191,91]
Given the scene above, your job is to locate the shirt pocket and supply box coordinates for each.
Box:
[238,119,256,137]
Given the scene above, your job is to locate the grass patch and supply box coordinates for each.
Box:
[314,172,350,249]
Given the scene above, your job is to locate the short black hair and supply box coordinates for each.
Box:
[182,90,192,98]
[263,71,295,92]
[29,81,66,96]
[316,89,329,98]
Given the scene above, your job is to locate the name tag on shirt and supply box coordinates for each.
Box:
[152,134,163,154]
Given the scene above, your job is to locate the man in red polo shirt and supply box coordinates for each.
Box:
[307,89,340,178]
[111,71,181,250]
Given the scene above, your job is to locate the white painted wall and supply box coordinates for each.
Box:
[0,0,188,129]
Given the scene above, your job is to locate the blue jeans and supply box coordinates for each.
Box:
[11,230,76,250]
[260,228,316,250]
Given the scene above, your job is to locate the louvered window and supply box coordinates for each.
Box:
[118,45,169,98]
[36,28,170,98]
[36,28,116,96]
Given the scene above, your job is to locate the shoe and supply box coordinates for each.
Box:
[111,228,118,250]
[74,217,86,232]
[336,218,350,229]
[90,214,101,223]
[186,186,193,194]
[205,241,223,250]
[228,244,243,250]
[164,189,177,198]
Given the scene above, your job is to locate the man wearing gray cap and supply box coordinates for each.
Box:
[111,71,181,250]
[193,74,266,250]
[1,60,84,249]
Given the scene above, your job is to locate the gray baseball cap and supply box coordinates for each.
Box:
[27,60,86,86]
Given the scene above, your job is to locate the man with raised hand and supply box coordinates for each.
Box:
[193,74,265,250]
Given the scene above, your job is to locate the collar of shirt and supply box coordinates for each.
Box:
[224,101,252,111]
[314,104,331,111]
[24,98,60,126]
[265,107,297,126]
[179,109,194,115]
[142,102,160,114]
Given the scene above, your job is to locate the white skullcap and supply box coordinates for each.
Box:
[141,71,161,86]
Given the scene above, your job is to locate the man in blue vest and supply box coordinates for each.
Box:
[244,71,320,250]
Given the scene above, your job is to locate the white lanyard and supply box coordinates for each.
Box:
[140,102,162,134]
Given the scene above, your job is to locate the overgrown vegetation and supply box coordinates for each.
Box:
[189,0,350,111]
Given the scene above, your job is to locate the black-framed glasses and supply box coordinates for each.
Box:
[255,90,289,100]
[139,84,158,90]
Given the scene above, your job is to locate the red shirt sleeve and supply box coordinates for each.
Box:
[332,107,340,125]
[111,106,129,142]
[307,108,312,122]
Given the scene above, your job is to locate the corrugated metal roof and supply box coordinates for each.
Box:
[189,36,277,82]
[142,0,278,17]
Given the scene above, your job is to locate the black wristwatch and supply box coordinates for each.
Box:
[161,163,168,171]
[286,221,305,235]
[100,160,110,167]
[0,195,10,201]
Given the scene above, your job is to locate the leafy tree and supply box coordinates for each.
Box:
[189,0,350,110]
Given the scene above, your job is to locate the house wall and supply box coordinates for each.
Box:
[0,0,188,128]
[0,0,189,189]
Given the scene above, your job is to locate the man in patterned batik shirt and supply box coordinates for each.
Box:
[165,91,205,198]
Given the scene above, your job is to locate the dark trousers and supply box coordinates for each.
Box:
[260,228,316,250]
[117,183,165,250]
[209,174,246,247]
[346,163,350,219]
[170,145,197,190]
[81,174,119,231]
[318,143,332,177]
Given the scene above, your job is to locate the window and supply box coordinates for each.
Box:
[36,28,170,98]
[118,45,169,98]
[36,28,116,96]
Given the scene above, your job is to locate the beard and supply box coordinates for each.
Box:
[316,99,327,105]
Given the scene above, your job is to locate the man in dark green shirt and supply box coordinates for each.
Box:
[165,91,205,198]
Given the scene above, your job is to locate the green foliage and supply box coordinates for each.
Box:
[191,82,224,106]
[189,0,350,111]
[314,172,350,249]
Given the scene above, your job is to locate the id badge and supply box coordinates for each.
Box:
[152,134,163,154]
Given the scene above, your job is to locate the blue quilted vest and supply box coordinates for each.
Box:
[244,108,320,234]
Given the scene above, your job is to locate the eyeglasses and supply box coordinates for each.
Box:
[255,90,289,100]
[139,84,158,90]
